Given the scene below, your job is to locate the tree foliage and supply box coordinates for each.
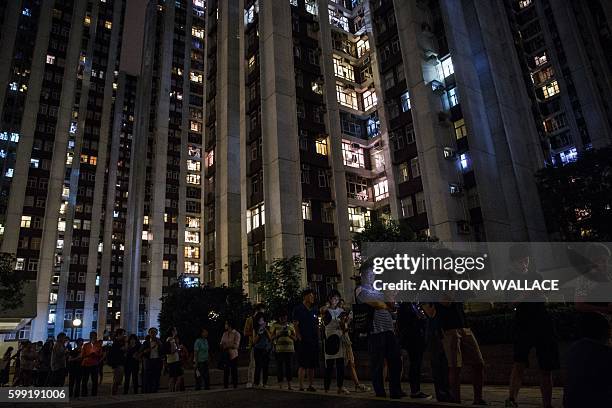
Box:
[158,284,250,353]
[536,147,612,241]
[253,256,303,319]
[0,253,24,312]
[352,218,436,252]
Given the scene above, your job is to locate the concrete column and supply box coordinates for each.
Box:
[258,0,305,275]
[215,0,242,286]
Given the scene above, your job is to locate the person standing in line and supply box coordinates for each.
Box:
[220,320,241,389]
[252,312,272,388]
[36,339,53,386]
[18,342,38,387]
[0,347,14,386]
[423,302,487,405]
[397,302,431,400]
[108,329,128,395]
[243,303,265,388]
[80,331,103,397]
[50,333,68,386]
[194,328,210,390]
[321,290,349,395]
[123,334,140,394]
[164,327,184,392]
[337,298,369,393]
[270,311,296,389]
[11,342,23,386]
[141,328,163,393]
[67,339,84,397]
[356,262,405,399]
[504,245,559,408]
[293,289,319,392]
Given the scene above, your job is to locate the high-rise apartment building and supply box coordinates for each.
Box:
[122,0,207,334]
[505,0,612,164]
[0,0,127,341]
[2,0,610,340]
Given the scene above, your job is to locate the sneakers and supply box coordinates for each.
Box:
[410,392,432,400]
[354,384,371,392]
[504,399,518,408]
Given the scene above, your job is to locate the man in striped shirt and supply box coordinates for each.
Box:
[356,262,404,399]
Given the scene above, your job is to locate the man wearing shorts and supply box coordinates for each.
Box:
[504,245,559,408]
[427,302,486,405]
[292,288,319,391]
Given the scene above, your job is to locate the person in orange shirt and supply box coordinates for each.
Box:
[80,331,103,396]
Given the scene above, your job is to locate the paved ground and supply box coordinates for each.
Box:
[3,366,564,408]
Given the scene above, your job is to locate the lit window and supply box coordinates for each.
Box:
[84,15,91,26]
[348,207,370,232]
[192,26,204,38]
[30,158,39,168]
[315,138,328,156]
[302,201,312,220]
[440,56,454,78]
[459,153,469,170]
[454,119,467,139]
[186,174,201,185]
[187,159,201,171]
[518,0,532,9]
[399,162,409,182]
[186,217,200,229]
[534,52,547,67]
[5,168,13,178]
[400,91,410,112]
[163,260,169,270]
[542,80,560,99]
[22,8,31,16]
[305,0,318,16]
[89,156,97,165]
[447,87,459,107]
[244,1,259,25]
[104,20,112,30]
[373,178,389,201]
[206,150,214,167]
[362,88,378,110]
[9,82,18,91]
[190,71,203,83]
[46,55,56,64]
[15,258,25,270]
[246,203,265,233]
[342,140,365,168]
[185,231,200,243]
[336,84,358,109]
[21,216,32,228]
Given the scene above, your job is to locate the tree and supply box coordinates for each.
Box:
[0,253,25,312]
[536,147,612,241]
[253,256,303,319]
[352,218,435,252]
[158,284,250,353]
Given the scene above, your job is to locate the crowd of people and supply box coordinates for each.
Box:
[0,245,610,407]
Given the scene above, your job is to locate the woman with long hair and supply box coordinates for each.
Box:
[252,312,272,387]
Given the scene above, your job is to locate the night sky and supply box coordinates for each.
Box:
[119,0,148,75]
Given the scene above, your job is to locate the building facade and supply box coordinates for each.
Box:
[2,0,611,340]
[0,0,128,341]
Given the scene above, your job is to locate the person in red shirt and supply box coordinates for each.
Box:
[80,331,103,396]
